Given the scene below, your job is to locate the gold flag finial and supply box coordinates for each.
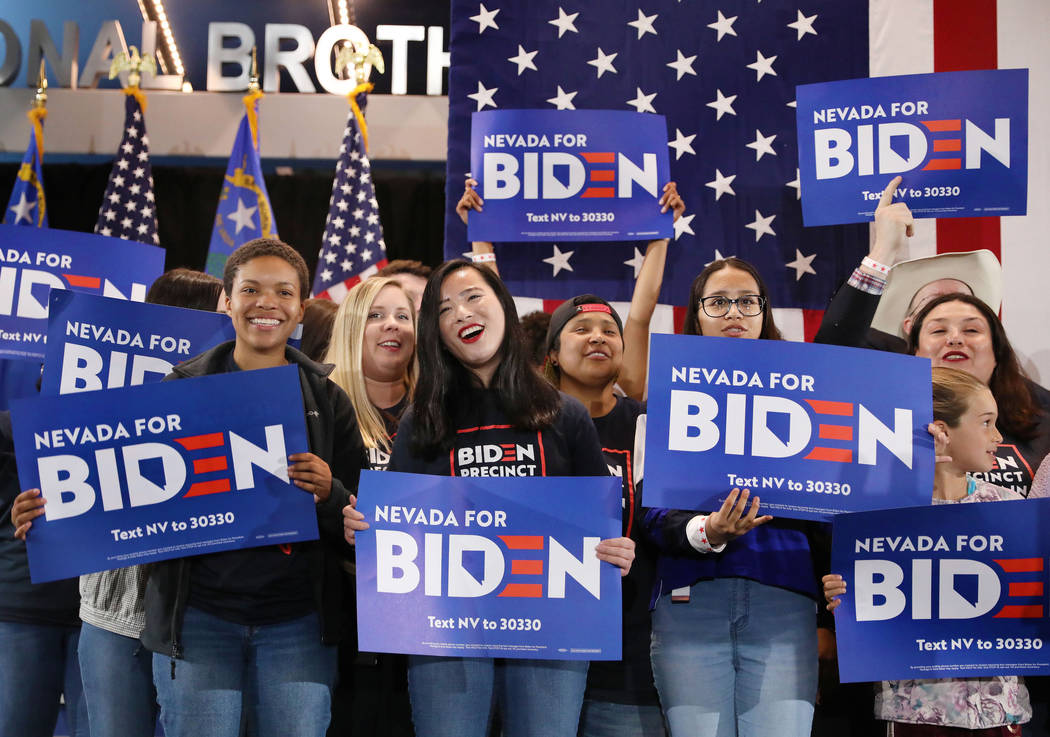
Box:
[248,46,260,93]
[334,35,385,85]
[33,59,47,108]
[109,46,157,88]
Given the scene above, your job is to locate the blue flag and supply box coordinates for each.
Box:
[94,91,159,245]
[206,95,277,277]
[4,112,47,228]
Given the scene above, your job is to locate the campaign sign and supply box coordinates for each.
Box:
[831,498,1050,682]
[467,110,673,242]
[355,470,623,660]
[796,69,1028,226]
[0,226,165,360]
[642,334,933,521]
[40,290,237,396]
[10,366,317,583]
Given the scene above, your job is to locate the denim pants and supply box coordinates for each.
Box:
[650,578,817,737]
[152,607,337,737]
[0,620,88,737]
[78,621,158,737]
[579,699,668,737]
[407,655,589,737]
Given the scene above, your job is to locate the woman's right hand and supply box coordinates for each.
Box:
[870,175,913,266]
[11,489,46,541]
[342,495,370,545]
[456,178,483,225]
[705,487,772,547]
[822,573,846,611]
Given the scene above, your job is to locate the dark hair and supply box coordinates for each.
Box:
[411,260,561,456]
[520,310,552,370]
[299,298,339,362]
[683,258,782,340]
[146,268,223,311]
[908,292,1040,440]
[223,238,310,299]
[377,259,432,279]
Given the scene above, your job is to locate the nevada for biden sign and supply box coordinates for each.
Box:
[642,335,933,520]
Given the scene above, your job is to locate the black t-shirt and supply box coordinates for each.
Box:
[587,396,659,706]
[187,354,314,625]
[366,396,407,472]
[970,380,1050,497]
[389,388,608,478]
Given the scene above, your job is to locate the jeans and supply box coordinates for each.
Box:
[407,655,589,737]
[78,621,158,737]
[650,578,817,737]
[0,620,88,737]
[579,699,667,737]
[152,607,337,737]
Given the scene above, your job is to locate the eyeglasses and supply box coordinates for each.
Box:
[699,295,766,318]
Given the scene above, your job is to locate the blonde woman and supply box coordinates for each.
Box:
[326,276,418,471]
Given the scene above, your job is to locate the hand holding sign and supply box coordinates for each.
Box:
[822,573,846,612]
[288,452,333,503]
[11,488,45,540]
[706,487,773,547]
[457,178,484,225]
[594,536,635,576]
[658,181,684,221]
[342,494,369,545]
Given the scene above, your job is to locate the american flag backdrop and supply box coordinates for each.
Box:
[312,94,389,303]
[444,0,871,339]
[93,91,159,246]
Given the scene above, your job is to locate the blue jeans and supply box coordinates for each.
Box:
[152,607,336,737]
[408,655,589,737]
[0,620,88,737]
[579,699,667,737]
[650,578,817,737]
[78,621,158,737]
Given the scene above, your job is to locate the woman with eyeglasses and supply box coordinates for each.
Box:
[641,257,828,737]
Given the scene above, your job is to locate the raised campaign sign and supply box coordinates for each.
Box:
[11,366,317,583]
[0,226,165,360]
[642,334,934,521]
[796,69,1028,226]
[40,290,237,395]
[355,470,624,660]
[467,109,673,242]
[830,498,1050,682]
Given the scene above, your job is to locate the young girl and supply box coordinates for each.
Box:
[139,239,366,737]
[343,260,635,737]
[642,257,825,737]
[824,367,1031,736]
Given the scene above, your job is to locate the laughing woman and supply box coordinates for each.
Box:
[344,260,635,737]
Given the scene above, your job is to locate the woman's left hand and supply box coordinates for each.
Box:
[288,453,333,503]
[596,536,635,576]
[659,181,685,221]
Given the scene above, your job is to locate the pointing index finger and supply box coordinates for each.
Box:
[878,175,903,211]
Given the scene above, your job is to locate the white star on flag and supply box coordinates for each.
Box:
[788,10,819,40]
[666,50,697,80]
[706,89,737,119]
[786,249,817,280]
[548,7,579,37]
[508,45,539,74]
[624,247,646,279]
[668,128,696,159]
[787,170,801,200]
[705,169,736,200]
[588,48,618,77]
[705,249,730,267]
[543,245,574,276]
[707,10,738,41]
[547,86,578,110]
[628,9,658,39]
[8,192,35,224]
[468,81,498,110]
[227,198,258,234]
[746,129,778,160]
[627,87,657,113]
[746,50,778,81]
[745,210,777,242]
[470,4,500,33]
[673,213,695,240]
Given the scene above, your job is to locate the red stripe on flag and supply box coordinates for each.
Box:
[673,306,688,334]
[933,0,1001,260]
[542,299,562,314]
[802,309,824,343]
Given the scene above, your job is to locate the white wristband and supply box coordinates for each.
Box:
[861,256,890,274]
[686,515,727,553]
[471,252,496,263]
